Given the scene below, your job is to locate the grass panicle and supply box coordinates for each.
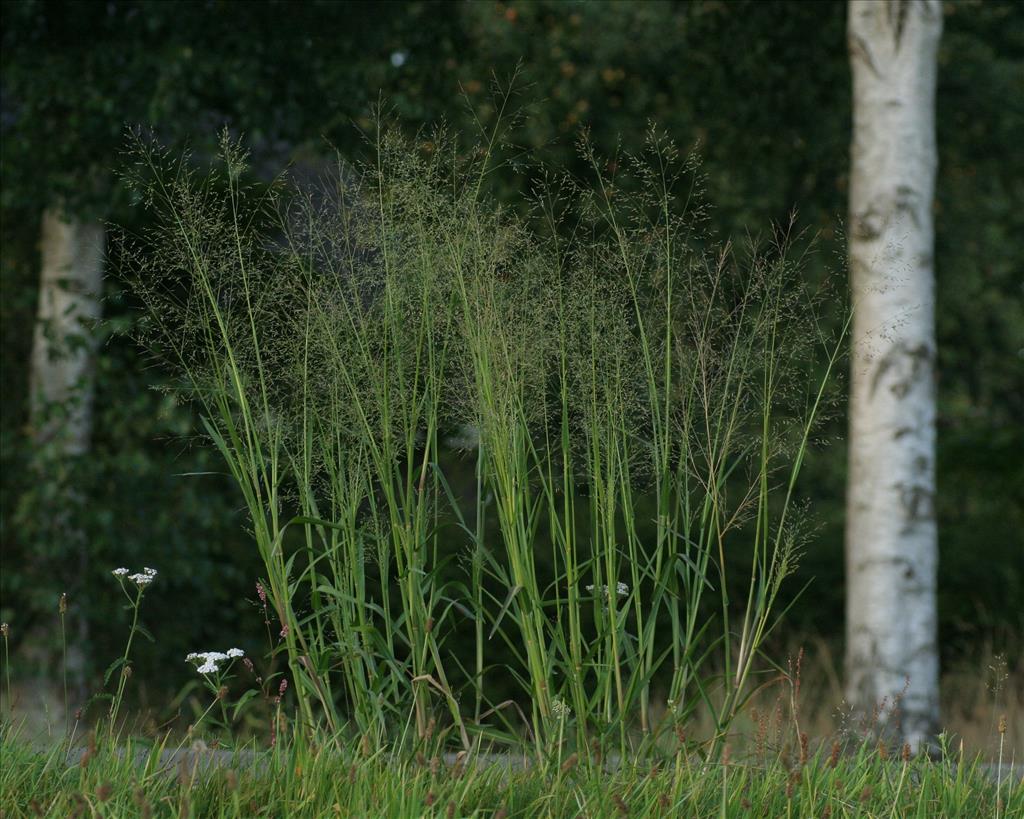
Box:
[116,112,848,765]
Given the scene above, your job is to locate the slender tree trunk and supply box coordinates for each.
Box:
[30,207,105,453]
[28,206,105,704]
[845,0,942,750]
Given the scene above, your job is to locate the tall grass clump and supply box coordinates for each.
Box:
[120,115,844,764]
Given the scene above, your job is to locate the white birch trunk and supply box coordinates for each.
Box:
[27,206,105,704]
[846,0,942,750]
[29,207,105,453]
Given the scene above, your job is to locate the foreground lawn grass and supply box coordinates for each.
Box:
[2,733,1020,818]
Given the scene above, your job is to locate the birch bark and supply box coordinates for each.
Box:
[30,207,105,453]
[846,0,943,750]
[28,206,105,701]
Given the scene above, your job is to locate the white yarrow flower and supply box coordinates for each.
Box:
[585,582,630,599]
[187,649,241,675]
[113,566,157,586]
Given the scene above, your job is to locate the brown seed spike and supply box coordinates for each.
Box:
[451,752,466,780]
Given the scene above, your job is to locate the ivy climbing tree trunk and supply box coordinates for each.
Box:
[28,206,105,703]
[845,0,943,750]
[30,207,105,455]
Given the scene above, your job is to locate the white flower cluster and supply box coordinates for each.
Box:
[186,648,245,675]
[112,566,157,587]
[585,581,630,598]
[552,697,572,720]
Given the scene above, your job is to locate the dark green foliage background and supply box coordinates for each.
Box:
[1,0,1021,707]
